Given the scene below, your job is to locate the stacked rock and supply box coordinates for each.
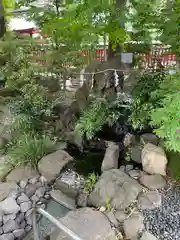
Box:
[0,176,50,240]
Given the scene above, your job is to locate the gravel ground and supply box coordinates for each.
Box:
[143,186,180,240]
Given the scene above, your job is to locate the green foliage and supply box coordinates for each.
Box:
[150,73,180,152]
[129,71,167,130]
[75,97,126,140]
[105,198,111,211]
[6,133,55,169]
[167,151,180,180]
[84,172,98,193]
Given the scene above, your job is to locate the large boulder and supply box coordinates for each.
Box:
[0,182,18,201]
[140,174,166,190]
[50,207,116,240]
[88,169,142,210]
[101,143,119,172]
[140,133,159,146]
[6,167,38,183]
[38,150,73,182]
[142,143,168,176]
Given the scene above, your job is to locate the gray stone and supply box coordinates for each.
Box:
[35,186,46,198]
[142,143,168,176]
[25,182,41,197]
[77,193,88,207]
[140,231,158,240]
[55,179,78,198]
[0,233,14,240]
[3,214,16,224]
[123,133,136,147]
[0,209,3,225]
[20,201,32,213]
[19,180,28,189]
[140,133,159,146]
[0,196,20,214]
[26,214,33,226]
[17,193,29,204]
[25,225,31,232]
[0,227,3,234]
[131,145,143,163]
[50,190,76,210]
[28,176,39,185]
[54,142,67,151]
[19,221,26,229]
[44,194,50,200]
[0,182,18,201]
[129,169,142,179]
[15,213,24,225]
[101,144,119,172]
[123,213,144,240]
[6,167,38,183]
[105,211,119,227]
[31,194,39,203]
[138,191,162,210]
[3,219,19,233]
[50,207,116,240]
[125,164,133,172]
[119,165,125,172]
[38,150,73,182]
[140,174,166,190]
[13,229,25,238]
[9,191,19,200]
[114,210,128,222]
[88,169,142,210]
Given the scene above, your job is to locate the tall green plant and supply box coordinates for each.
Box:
[150,72,180,152]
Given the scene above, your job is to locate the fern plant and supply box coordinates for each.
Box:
[75,97,126,140]
[129,71,167,130]
[150,73,180,152]
[84,172,98,193]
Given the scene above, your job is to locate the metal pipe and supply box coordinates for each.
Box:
[32,208,40,240]
[37,208,84,240]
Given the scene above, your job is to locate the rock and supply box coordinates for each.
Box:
[50,190,76,210]
[38,150,73,182]
[31,195,39,203]
[131,145,143,163]
[3,214,16,224]
[19,180,28,189]
[6,167,38,183]
[35,186,46,198]
[20,201,32,213]
[25,213,33,226]
[123,213,144,240]
[0,137,7,149]
[0,227,3,234]
[129,169,142,179]
[17,193,29,204]
[55,179,78,198]
[0,196,20,214]
[125,164,133,172]
[50,207,116,240]
[25,182,41,197]
[54,142,67,151]
[140,174,166,190]
[138,191,162,210]
[0,233,14,240]
[25,225,31,232]
[140,133,159,146]
[44,194,50,200]
[114,210,128,222]
[3,219,19,233]
[28,176,39,185]
[140,231,158,240]
[15,213,24,225]
[39,176,47,184]
[66,131,84,151]
[0,155,11,181]
[19,221,26,229]
[105,211,119,227]
[88,169,142,210]
[123,133,136,147]
[142,143,168,176]
[9,191,19,200]
[0,209,3,225]
[13,229,25,239]
[119,165,125,172]
[0,182,18,201]
[101,144,119,172]
[76,193,88,207]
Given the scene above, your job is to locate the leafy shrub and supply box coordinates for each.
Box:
[75,97,127,140]
[84,172,98,193]
[7,133,55,169]
[129,71,167,129]
[150,73,180,152]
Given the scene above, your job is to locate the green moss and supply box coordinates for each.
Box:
[167,151,180,180]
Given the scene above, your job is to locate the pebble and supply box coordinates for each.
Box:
[17,193,29,204]
[35,186,46,198]
[143,186,180,240]
[13,229,25,238]
[29,176,38,185]
[19,180,28,189]
[3,219,19,233]
[3,214,16,224]
[20,201,32,212]
[15,213,25,225]
[125,164,134,172]
[0,233,14,240]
